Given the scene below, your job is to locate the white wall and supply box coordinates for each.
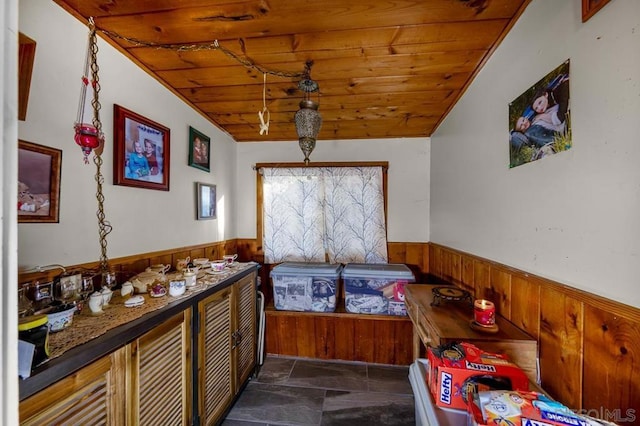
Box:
[18,0,237,268]
[235,138,430,243]
[431,0,640,307]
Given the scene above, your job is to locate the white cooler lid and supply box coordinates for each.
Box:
[342,263,415,280]
[270,262,343,277]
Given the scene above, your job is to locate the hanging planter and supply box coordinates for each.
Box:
[74,18,104,164]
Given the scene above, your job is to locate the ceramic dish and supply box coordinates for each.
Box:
[46,304,77,332]
[150,288,166,298]
[125,295,145,307]
[192,258,209,266]
[206,269,225,275]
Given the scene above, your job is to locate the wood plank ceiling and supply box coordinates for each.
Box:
[53,0,529,142]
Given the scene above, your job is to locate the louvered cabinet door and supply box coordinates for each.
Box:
[20,347,127,425]
[130,310,192,426]
[198,286,234,426]
[234,272,257,387]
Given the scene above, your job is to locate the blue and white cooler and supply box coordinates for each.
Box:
[270,262,342,312]
[342,263,415,315]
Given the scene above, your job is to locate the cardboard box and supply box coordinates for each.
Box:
[467,390,617,426]
[428,342,529,411]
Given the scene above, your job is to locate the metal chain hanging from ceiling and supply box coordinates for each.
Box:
[87,20,113,275]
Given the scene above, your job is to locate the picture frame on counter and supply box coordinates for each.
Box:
[188,126,211,172]
[196,182,216,220]
[113,104,170,191]
[18,140,62,223]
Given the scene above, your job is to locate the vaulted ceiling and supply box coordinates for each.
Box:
[53,0,530,142]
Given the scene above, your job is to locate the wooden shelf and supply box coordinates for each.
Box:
[405,284,538,383]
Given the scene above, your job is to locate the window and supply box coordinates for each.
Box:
[256,162,389,264]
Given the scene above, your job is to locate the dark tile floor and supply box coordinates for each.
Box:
[222,356,416,426]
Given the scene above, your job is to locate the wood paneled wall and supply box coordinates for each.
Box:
[429,243,640,423]
[265,310,414,365]
[18,241,237,286]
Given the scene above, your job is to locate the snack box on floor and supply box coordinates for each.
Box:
[341,263,415,316]
[270,262,342,312]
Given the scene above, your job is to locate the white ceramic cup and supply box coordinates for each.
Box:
[169,279,186,297]
[89,291,104,313]
[147,264,171,274]
[223,254,238,265]
[101,287,113,306]
[120,281,134,299]
[211,260,226,272]
[192,258,209,267]
[183,270,197,287]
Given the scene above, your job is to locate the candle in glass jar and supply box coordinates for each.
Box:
[474,299,495,326]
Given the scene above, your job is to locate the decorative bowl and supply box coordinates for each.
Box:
[46,304,77,332]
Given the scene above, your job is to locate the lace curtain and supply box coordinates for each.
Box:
[261,166,388,264]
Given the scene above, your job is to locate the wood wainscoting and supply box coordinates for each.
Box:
[429,243,640,422]
[18,241,238,286]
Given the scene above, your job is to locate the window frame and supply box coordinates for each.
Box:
[255,161,389,260]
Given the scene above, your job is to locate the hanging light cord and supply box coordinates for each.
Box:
[98,28,306,79]
[87,18,113,275]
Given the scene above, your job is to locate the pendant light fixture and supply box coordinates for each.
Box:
[294,61,322,165]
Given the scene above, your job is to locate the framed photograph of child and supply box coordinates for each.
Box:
[18,140,62,223]
[188,126,211,172]
[113,104,170,191]
[196,182,216,220]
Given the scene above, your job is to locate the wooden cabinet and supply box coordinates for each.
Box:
[128,309,191,425]
[19,347,127,425]
[19,266,258,426]
[404,284,538,383]
[198,272,256,426]
[234,273,257,389]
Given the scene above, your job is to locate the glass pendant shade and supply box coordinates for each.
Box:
[294,99,322,164]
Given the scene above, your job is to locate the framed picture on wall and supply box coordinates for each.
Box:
[508,60,571,169]
[188,126,211,172]
[18,140,62,223]
[113,104,170,191]
[582,0,612,22]
[196,182,216,220]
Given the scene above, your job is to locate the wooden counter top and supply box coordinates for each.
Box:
[404,284,538,383]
